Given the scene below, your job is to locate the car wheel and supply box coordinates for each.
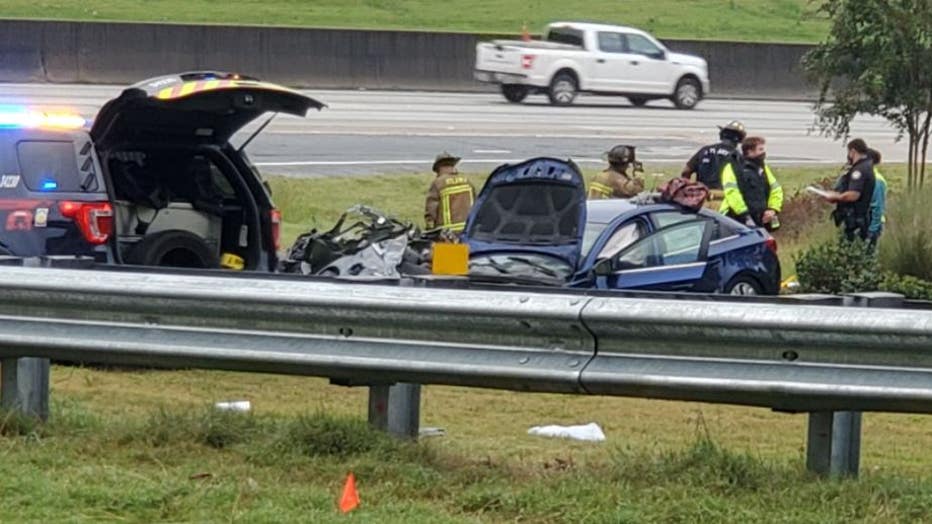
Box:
[501,84,529,103]
[628,96,649,107]
[126,230,220,269]
[547,73,578,106]
[725,275,763,296]
[672,77,702,110]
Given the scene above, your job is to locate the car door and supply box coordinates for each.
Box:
[621,33,676,94]
[590,31,636,92]
[597,219,714,292]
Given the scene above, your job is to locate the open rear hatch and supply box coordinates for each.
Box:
[464,157,587,269]
[90,72,325,147]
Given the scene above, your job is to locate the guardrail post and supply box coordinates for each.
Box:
[368,383,421,439]
[1,357,50,420]
[805,292,905,478]
[366,277,422,440]
[0,257,69,422]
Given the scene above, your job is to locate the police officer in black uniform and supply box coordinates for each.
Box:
[821,138,876,241]
[681,120,747,208]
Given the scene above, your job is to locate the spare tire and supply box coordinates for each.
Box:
[126,230,220,269]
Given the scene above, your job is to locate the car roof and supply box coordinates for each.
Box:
[585,198,638,223]
[548,21,647,35]
[586,199,740,227]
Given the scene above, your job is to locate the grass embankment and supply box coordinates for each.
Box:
[1,0,829,43]
[2,367,931,521]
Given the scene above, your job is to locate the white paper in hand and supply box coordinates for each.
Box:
[806,186,832,199]
[528,422,606,442]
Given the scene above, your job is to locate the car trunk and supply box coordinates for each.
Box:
[89,72,324,269]
[463,157,587,271]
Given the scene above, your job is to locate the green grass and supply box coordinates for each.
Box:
[1,366,930,521]
[0,0,830,43]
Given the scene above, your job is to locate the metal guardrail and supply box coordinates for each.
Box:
[0,264,930,477]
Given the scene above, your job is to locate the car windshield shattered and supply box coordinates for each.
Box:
[470,252,574,281]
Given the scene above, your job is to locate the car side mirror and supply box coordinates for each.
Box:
[653,50,667,60]
[593,258,614,277]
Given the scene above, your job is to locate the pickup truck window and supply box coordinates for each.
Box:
[597,32,627,53]
[546,27,585,48]
[626,34,664,58]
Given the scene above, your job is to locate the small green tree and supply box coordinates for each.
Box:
[803,0,932,188]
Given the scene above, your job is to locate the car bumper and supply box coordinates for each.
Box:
[474,70,529,85]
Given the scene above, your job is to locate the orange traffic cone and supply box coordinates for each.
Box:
[339,473,360,513]
[521,22,531,42]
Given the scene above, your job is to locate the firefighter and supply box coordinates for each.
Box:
[820,139,876,242]
[719,136,783,230]
[424,152,476,232]
[588,145,645,199]
[682,120,746,208]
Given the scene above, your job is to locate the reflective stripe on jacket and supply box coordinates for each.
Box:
[425,174,476,232]
[719,162,783,217]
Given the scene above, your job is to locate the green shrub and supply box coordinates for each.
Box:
[794,235,881,294]
[878,185,932,281]
[879,272,932,300]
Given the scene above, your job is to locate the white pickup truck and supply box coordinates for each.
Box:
[475,22,710,109]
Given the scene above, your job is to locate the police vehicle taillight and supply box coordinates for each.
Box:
[59,201,113,245]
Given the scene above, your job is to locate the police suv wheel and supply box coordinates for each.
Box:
[672,77,701,110]
[548,73,578,106]
[501,84,529,103]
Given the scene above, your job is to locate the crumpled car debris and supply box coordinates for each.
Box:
[279,205,454,277]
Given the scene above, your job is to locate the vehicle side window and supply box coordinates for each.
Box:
[652,211,694,229]
[597,32,627,53]
[547,27,585,48]
[16,141,83,192]
[616,220,709,269]
[597,221,643,260]
[654,211,724,240]
[626,34,664,58]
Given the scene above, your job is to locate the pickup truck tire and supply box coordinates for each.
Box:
[547,72,578,106]
[628,96,649,107]
[672,77,702,110]
[126,230,220,269]
[501,84,529,103]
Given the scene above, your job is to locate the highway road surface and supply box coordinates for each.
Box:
[0,83,909,177]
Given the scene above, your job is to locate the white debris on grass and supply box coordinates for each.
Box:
[527,422,606,442]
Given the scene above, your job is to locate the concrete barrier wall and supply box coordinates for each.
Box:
[0,19,816,98]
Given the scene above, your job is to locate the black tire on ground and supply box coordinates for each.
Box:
[126,230,220,269]
[501,84,529,103]
[628,96,649,107]
[672,77,702,110]
[547,72,578,106]
[724,275,763,296]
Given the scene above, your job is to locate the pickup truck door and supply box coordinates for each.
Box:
[590,31,637,92]
[621,33,677,94]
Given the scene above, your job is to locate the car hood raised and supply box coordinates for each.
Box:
[91,71,325,149]
[463,157,587,269]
